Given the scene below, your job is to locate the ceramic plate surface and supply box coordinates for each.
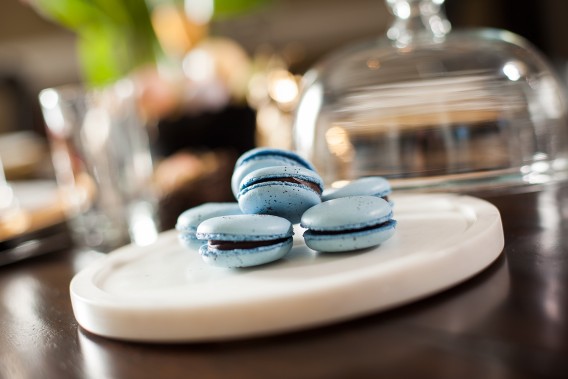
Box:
[70,194,504,342]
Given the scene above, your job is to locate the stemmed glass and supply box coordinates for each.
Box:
[293,0,568,192]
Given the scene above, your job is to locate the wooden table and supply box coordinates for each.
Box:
[1,184,567,379]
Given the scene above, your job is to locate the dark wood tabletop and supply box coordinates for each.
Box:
[1,183,567,379]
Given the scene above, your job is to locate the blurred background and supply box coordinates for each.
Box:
[1,0,568,229]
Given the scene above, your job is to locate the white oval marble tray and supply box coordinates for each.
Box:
[70,194,504,342]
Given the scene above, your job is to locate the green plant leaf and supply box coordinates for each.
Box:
[77,25,122,86]
[214,0,270,18]
[32,0,110,29]
[31,0,159,87]
[29,0,270,86]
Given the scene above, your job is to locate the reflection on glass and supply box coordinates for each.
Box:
[293,0,568,192]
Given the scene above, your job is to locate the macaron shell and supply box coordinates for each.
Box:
[303,220,396,252]
[322,177,392,201]
[235,147,315,171]
[238,166,323,224]
[232,148,316,197]
[301,196,392,231]
[238,182,322,224]
[178,231,199,242]
[178,233,205,248]
[176,203,242,232]
[239,165,324,193]
[196,214,293,241]
[199,238,293,268]
[231,156,304,198]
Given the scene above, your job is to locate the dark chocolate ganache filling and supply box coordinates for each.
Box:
[209,237,290,250]
[306,219,394,236]
[250,177,322,194]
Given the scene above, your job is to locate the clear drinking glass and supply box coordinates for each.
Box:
[293,0,568,192]
[39,80,159,251]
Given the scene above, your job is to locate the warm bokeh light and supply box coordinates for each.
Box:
[183,48,216,83]
[325,126,354,161]
[184,0,214,25]
[267,69,299,107]
[151,3,208,58]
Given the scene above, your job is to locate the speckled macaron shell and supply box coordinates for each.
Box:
[301,196,396,252]
[237,165,324,224]
[175,202,242,247]
[196,214,294,268]
[231,148,316,198]
[234,147,316,171]
[231,156,303,199]
[321,177,392,202]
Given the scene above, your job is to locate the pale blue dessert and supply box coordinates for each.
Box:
[301,196,396,252]
[237,165,323,224]
[176,202,242,247]
[322,176,392,202]
[231,147,316,198]
[196,214,293,268]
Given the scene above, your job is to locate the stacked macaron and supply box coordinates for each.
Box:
[177,147,396,268]
[231,147,317,199]
[233,148,324,224]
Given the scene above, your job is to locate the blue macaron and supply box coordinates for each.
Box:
[322,176,392,202]
[176,202,242,247]
[196,214,294,268]
[237,165,324,224]
[301,196,396,252]
[231,147,316,198]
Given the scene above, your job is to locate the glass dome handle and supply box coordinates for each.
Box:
[385,0,451,46]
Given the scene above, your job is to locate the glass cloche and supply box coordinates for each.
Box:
[293,0,568,192]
